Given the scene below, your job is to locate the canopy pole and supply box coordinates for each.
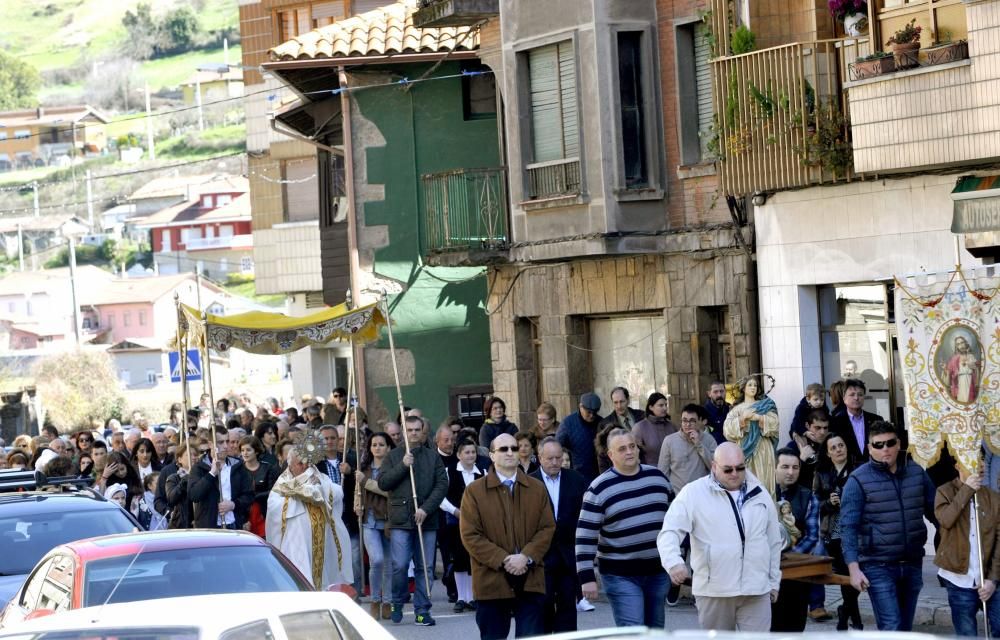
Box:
[974,492,990,638]
[380,293,431,599]
[200,311,220,491]
[174,294,191,470]
[346,360,366,598]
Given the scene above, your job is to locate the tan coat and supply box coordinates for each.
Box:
[934,478,1000,581]
[459,469,555,600]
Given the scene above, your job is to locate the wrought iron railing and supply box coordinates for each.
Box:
[525,158,581,200]
[422,167,509,254]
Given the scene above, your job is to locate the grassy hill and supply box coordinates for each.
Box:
[0,0,239,97]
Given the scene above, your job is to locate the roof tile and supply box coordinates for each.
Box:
[269,0,479,61]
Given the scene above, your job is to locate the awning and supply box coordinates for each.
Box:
[179,302,385,355]
[951,175,1000,233]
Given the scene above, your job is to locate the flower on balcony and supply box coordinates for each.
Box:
[886,19,922,46]
[828,0,866,21]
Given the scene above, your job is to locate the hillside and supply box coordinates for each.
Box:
[0,0,240,99]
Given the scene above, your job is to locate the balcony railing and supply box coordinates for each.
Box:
[422,167,508,254]
[712,38,870,196]
[184,234,253,251]
[412,0,499,28]
[525,158,581,200]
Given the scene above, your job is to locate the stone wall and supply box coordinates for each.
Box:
[487,243,757,427]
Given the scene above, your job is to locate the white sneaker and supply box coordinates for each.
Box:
[576,598,595,612]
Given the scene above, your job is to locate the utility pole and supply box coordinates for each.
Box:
[68,236,82,346]
[85,170,94,228]
[195,78,204,131]
[145,82,155,161]
[32,182,39,218]
[17,223,24,271]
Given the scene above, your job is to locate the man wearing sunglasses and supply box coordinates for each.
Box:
[658,442,782,631]
[839,421,937,631]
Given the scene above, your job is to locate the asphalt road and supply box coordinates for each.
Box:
[373,584,956,640]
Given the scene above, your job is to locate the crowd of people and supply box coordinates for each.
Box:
[2,377,999,639]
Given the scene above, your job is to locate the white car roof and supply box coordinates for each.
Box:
[0,592,391,640]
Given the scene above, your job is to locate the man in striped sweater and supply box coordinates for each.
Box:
[575,428,672,627]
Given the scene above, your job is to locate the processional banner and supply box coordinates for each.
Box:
[895,270,1000,473]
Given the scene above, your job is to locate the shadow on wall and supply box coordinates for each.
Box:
[436,275,486,327]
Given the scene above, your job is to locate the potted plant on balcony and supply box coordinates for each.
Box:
[886,19,922,70]
[850,51,895,80]
[924,31,969,65]
[829,0,868,37]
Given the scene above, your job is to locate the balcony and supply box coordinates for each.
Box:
[412,0,499,28]
[422,167,509,265]
[711,39,865,197]
[185,234,253,251]
[525,158,581,200]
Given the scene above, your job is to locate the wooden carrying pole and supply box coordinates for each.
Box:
[174,294,193,472]
[380,294,432,598]
[200,311,220,489]
[346,361,366,598]
[974,492,990,638]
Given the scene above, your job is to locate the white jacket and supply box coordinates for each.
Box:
[657,470,782,597]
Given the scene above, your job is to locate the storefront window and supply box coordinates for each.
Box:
[818,284,904,423]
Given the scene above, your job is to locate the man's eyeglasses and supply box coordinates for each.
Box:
[720,465,746,474]
[492,446,516,453]
[870,438,898,450]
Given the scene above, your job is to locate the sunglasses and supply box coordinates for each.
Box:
[78,437,92,443]
[720,465,746,474]
[492,446,516,453]
[870,438,898,450]
[198,449,212,455]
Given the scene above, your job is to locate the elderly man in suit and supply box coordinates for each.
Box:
[530,437,589,633]
[461,433,555,640]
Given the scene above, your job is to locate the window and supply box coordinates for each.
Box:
[162,229,172,252]
[818,283,902,423]
[451,389,491,431]
[14,130,30,140]
[617,31,647,188]
[219,225,234,237]
[281,611,342,640]
[527,41,579,164]
[676,20,715,165]
[216,194,233,207]
[462,62,496,120]
[0,131,7,140]
[181,228,203,243]
[123,312,131,327]
[278,2,345,42]
[283,157,320,222]
[119,369,131,385]
[106,313,114,328]
[37,555,74,612]
[240,256,254,273]
[138,310,147,326]
[19,558,55,609]
[146,369,157,384]
[201,195,213,208]
[82,317,92,329]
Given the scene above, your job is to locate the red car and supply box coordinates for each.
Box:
[0,529,314,628]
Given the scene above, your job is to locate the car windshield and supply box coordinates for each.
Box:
[0,509,136,575]
[83,546,311,606]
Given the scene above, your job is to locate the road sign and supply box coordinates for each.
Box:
[169,349,202,382]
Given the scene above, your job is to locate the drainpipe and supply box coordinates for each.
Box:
[338,67,367,406]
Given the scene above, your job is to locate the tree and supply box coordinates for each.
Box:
[161,6,200,54]
[0,51,40,110]
[34,350,125,431]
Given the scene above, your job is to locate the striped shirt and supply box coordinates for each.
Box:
[575,464,672,583]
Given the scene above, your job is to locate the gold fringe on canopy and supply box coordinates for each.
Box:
[179,301,386,355]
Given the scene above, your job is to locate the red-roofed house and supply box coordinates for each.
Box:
[130,175,253,278]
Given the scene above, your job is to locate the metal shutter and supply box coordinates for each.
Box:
[312,1,344,26]
[284,157,320,222]
[695,23,714,160]
[528,41,578,163]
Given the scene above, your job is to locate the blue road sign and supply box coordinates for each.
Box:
[169,349,202,382]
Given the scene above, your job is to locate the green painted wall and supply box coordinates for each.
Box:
[355,62,499,423]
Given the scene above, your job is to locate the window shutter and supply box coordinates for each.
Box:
[528,41,578,163]
[351,0,385,14]
[312,1,344,26]
[695,23,714,159]
[285,157,320,222]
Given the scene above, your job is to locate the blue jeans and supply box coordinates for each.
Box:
[861,560,923,631]
[390,527,437,614]
[602,572,669,628]
[363,526,392,603]
[944,580,1000,637]
[350,532,362,597]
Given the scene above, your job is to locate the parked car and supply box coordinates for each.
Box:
[0,474,140,610]
[0,530,315,628]
[0,591,393,640]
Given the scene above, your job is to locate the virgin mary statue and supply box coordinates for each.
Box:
[723,374,779,497]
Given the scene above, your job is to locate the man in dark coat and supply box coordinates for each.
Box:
[379,415,449,626]
[598,387,645,431]
[188,435,252,529]
[830,378,883,463]
[555,393,603,482]
[530,437,588,633]
[703,380,731,445]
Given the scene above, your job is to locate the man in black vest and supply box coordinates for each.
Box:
[530,437,589,632]
[771,448,820,631]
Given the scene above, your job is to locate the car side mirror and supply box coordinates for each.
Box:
[24,608,55,621]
